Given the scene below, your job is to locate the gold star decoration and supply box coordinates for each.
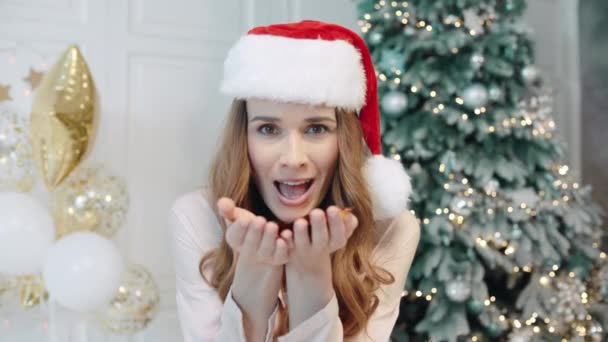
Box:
[0,84,12,102]
[24,68,45,90]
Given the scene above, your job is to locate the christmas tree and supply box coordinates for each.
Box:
[356,0,607,340]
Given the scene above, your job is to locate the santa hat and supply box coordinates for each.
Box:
[220,20,411,220]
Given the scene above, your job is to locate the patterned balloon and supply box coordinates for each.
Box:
[30,45,97,189]
[16,274,48,308]
[96,264,160,334]
[52,164,129,239]
[0,104,36,192]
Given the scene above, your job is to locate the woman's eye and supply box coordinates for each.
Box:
[306,125,329,135]
[258,124,279,135]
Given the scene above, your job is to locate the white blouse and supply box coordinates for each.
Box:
[168,190,420,342]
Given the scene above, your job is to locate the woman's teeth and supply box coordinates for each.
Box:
[275,180,312,199]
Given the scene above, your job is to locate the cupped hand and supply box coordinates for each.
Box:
[286,206,358,273]
[217,197,293,266]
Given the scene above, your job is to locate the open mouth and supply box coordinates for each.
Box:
[273,179,314,205]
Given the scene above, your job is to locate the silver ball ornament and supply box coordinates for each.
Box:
[462,83,489,109]
[471,53,485,70]
[446,279,472,302]
[381,91,408,117]
[521,65,540,85]
[488,85,503,101]
[450,195,472,216]
[369,31,383,45]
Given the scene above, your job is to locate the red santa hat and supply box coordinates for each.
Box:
[220,20,411,220]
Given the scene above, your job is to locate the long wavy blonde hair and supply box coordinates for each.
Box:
[199,99,395,337]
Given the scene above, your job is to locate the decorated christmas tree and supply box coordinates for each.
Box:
[356,0,607,340]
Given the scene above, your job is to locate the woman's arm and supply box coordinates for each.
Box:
[277,206,357,341]
[277,209,420,342]
[284,254,334,328]
[168,192,287,342]
[231,253,284,341]
[217,196,293,341]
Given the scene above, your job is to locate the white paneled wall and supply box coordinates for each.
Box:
[0,0,579,341]
[0,1,357,341]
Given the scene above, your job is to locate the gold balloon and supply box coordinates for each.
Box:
[52,164,129,239]
[96,264,160,334]
[0,273,47,309]
[30,44,97,189]
[0,105,36,192]
[17,275,48,308]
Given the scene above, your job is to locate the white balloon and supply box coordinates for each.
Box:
[43,232,124,312]
[0,192,55,275]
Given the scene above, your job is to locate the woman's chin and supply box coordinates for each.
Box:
[267,201,314,226]
[272,208,307,225]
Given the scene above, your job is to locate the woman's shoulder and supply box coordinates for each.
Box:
[169,187,223,249]
[373,209,421,255]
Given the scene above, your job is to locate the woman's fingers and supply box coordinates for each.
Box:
[280,229,294,249]
[310,209,329,249]
[327,206,347,250]
[274,238,289,264]
[294,218,310,249]
[217,197,236,222]
[217,197,255,223]
[225,219,247,250]
[240,216,263,254]
[258,220,277,258]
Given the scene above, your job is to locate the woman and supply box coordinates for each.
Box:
[169,20,420,342]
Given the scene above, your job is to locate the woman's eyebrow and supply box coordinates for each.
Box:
[249,116,336,123]
[249,116,280,123]
[304,117,336,123]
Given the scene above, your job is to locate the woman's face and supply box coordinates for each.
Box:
[247,98,339,224]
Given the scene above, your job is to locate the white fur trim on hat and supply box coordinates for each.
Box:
[363,155,412,220]
[220,34,366,111]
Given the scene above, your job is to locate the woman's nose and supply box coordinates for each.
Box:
[279,133,308,169]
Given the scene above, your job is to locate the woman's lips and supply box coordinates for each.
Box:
[274,179,314,207]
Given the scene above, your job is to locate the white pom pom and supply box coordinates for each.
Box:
[362,155,412,220]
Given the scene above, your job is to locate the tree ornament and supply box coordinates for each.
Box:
[450,195,473,216]
[381,91,408,117]
[471,53,485,70]
[369,31,383,45]
[508,327,534,342]
[484,179,499,195]
[467,298,484,314]
[379,49,404,71]
[446,279,472,302]
[488,85,504,101]
[403,26,416,36]
[511,225,523,240]
[521,65,540,85]
[588,319,605,342]
[462,83,489,109]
